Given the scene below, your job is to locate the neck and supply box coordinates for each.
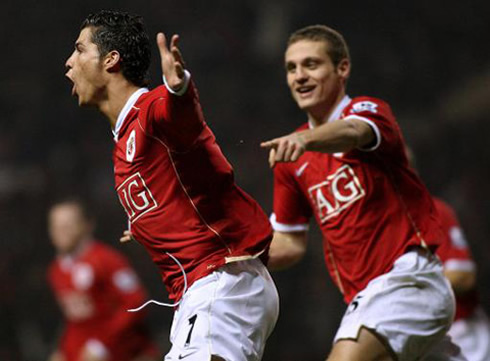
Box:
[98,79,141,129]
[307,89,346,127]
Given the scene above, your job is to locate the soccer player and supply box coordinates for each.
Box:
[434,198,490,361]
[47,198,158,361]
[261,25,465,360]
[64,10,278,361]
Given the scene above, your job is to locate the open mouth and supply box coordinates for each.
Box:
[296,85,315,98]
[66,74,77,97]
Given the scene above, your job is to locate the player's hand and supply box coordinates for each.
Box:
[261,132,306,168]
[120,230,135,243]
[157,33,186,92]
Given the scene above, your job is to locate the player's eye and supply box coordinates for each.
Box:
[286,63,296,73]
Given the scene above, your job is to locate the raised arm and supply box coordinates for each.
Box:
[156,33,186,92]
[261,118,375,168]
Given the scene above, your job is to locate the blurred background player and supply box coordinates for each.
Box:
[434,197,490,361]
[261,25,464,360]
[64,10,278,361]
[406,146,490,361]
[47,198,159,361]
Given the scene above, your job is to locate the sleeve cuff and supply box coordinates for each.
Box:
[270,213,309,232]
[344,115,381,151]
[85,339,109,360]
[163,70,191,96]
[444,259,476,272]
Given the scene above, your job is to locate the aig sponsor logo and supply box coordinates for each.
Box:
[117,172,157,222]
[308,165,365,222]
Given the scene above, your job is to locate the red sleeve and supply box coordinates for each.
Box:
[344,97,403,157]
[434,198,475,271]
[272,162,312,232]
[144,81,206,151]
[93,248,148,352]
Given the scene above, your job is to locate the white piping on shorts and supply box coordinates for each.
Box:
[127,252,188,312]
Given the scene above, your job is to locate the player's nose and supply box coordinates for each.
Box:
[65,53,74,70]
[295,66,308,82]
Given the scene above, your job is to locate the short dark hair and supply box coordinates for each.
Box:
[81,10,151,87]
[288,25,350,67]
[50,197,93,222]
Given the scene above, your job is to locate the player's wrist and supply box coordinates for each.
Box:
[163,70,191,96]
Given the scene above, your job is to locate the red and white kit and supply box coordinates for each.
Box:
[112,74,272,302]
[112,74,278,361]
[271,95,443,303]
[48,241,157,361]
[434,198,490,361]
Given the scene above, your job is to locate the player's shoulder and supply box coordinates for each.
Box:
[134,85,168,111]
[432,197,457,222]
[89,241,126,260]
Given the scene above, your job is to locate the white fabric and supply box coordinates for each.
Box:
[334,248,465,361]
[163,69,191,96]
[448,307,490,361]
[164,258,279,361]
[113,87,149,141]
[269,212,309,232]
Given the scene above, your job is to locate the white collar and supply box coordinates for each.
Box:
[112,88,149,141]
[308,95,352,129]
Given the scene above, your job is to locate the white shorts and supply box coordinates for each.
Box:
[334,248,465,361]
[164,258,279,361]
[447,307,490,361]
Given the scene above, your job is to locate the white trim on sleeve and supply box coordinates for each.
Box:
[163,70,191,96]
[270,213,309,232]
[444,259,476,272]
[344,115,381,151]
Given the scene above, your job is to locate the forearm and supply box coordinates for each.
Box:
[300,119,374,154]
[268,231,307,271]
[444,269,476,295]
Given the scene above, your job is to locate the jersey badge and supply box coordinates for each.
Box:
[72,263,94,290]
[126,130,136,162]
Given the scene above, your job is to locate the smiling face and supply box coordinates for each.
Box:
[285,39,349,121]
[65,27,107,106]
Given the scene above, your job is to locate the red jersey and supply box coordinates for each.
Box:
[112,76,272,302]
[433,198,479,320]
[272,95,443,303]
[48,241,157,361]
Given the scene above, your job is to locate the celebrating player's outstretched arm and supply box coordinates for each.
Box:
[156,33,186,92]
[261,119,374,168]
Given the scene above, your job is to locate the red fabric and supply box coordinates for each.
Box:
[48,241,158,361]
[433,198,479,320]
[113,82,272,302]
[272,96,443,303]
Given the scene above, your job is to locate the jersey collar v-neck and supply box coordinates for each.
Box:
[112,87,149,141]
[308,95,352,129]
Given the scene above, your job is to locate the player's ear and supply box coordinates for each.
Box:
[336,58,350,80]
[104,50,121,73]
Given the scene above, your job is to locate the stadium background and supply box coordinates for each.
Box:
[0,0,489,359]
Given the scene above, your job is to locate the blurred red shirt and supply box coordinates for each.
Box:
[48,240,158,361]
[433,198,479,320]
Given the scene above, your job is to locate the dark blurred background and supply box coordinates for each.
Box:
[1,0,489,360]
